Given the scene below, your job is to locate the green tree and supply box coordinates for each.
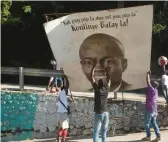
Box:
[1,0,12,23]
[153,1,168,34]
[1,0,21,25]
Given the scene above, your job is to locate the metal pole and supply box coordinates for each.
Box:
[113,1,124,99]
[114,92,117,99]
[19,67,24,90]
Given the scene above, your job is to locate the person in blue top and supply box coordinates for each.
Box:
[46,59,63,93]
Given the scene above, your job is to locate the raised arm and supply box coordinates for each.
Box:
[162,65,168,74]
[69,89,75,102]
[146,71,151,86]
[163,65,166,73]
[91,58,98,85]
[62,72,77,111]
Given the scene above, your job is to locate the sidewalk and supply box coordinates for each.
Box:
[2,130,168,142]
[1,84,166,102]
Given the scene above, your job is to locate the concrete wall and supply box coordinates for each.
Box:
[1,91,168,136]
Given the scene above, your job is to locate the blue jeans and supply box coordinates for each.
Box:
[93,112,109,142]
[145,110,160,137]
[54,77,63,86]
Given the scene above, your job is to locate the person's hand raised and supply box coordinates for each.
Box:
[147,71,151,75]
[93,58,98,66]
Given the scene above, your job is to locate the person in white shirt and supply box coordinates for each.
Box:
[56,86,69,142]
[161,70,168,104]
[56,75,75,142]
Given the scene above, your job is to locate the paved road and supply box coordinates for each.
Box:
[2,130,168,142]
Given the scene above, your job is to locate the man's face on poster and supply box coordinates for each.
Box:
[79,33,128,86]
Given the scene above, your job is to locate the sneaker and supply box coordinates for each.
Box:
[153,137,161,141]
[141,137,151,141]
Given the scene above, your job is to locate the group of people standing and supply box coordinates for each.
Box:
[88,58,168,142]
[49,58,167,142]
[46,59,75,142]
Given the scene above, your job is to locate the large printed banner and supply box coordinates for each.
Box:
[44,5,153,92]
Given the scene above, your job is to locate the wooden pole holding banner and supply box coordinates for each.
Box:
[43,12,72,23]
[44,14,49,22]
[117,1,124,8]
[114,1,125,99]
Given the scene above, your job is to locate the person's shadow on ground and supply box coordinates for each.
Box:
[67,138,158,142]
[66,137,142,142]
[103,140,158,142]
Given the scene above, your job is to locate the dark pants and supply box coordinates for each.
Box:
[162,85,168,104]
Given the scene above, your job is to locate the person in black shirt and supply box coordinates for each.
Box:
[91,58,109,142]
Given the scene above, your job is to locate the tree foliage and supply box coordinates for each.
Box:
[1,0,22,25]
[1,0,15,24]
[1,0,12,19]
[153,24,166,34]
[22,5,31,13]
[1,1,168,70]
[153,1,168,34]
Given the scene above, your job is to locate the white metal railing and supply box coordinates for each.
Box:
[1,66,161,93]
[1,67,65,90]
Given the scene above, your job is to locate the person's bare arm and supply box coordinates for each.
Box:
[146,71,151,86]
[69,90,78,111]
[91,58,98,85]
[163,65,166,73]
[69,89,75,102]
[65,76,77,111]
[91,66,95,84]
[62,71,77,109]
[108,78,111,88]
[163,65,168,74]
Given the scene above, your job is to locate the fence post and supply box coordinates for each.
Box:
[19,67,24,90]
[114,92,117,99]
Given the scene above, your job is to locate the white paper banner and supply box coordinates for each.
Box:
[44,5,153,92]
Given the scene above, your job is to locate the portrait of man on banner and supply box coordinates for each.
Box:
[79,33,132,92]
